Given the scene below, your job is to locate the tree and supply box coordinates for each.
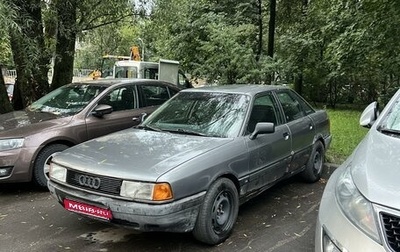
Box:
[51,0,77,89]
[146,0,271,84]
[3,0,400,112]
[1,0,135,112]
[8,0,51,110]
[51,0,134,89]
[267,0,275,59]
[0,70,13,114]
[0,0,14,113]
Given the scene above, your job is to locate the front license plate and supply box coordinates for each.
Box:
[64,199,112,220]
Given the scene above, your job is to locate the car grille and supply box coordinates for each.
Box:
[66,170,122,196]
[381,212,400,252]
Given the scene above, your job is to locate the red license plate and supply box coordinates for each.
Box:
[64,199,112,220]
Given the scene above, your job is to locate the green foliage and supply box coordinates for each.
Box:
[74,22,140,69]
[2,0,400,110]
[0,1,15,67]
[145,0,274,84]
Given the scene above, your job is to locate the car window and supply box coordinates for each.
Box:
[247,93,280,133]
[139,85,170,107]
[99,86,136,111]
[276,91,306,122]
[115,66,138,78]
[289,90,315,115]
[169,87,179,97]
[144,92,250,138]
[381,99,400,131]
[29,84,107,116]
[142,67,158,79]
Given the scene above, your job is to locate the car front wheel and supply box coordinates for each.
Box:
[33,144,69,188]
[193,178,239,245]
[301,140,325,183]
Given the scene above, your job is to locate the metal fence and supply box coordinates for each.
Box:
[3,69,93,77]
[2,69,16,78]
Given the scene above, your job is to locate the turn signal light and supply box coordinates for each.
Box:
[153,183,173,201]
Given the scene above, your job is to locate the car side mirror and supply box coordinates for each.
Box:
[250,122,275,140]
[92,104,113,117]
[360,101,379,128]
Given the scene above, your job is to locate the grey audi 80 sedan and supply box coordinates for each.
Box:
[0,79,180,187]
[48,84,331,245]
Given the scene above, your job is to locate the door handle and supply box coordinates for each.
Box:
[283,132,290,140]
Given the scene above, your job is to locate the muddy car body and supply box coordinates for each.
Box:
[48,84,331,244]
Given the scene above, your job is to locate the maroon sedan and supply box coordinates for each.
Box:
[0,79,180,187]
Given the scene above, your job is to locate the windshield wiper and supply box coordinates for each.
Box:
[136,125,163,132]
[166,128,209,137]
[378,126,400,135]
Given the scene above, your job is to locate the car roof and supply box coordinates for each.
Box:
[181,84,290,96]
[69,78,176,88]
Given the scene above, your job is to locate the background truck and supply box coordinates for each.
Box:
[101,47,192,89]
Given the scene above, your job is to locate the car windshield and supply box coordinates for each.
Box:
[115,66,138,78]
[28,84,107,116]
[143,91,250,138]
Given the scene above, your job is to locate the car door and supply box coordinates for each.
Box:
[85,84,146,139]
[275,90,316,173]
[245,92,292,192]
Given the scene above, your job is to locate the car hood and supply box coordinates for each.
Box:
[0,109,69,137]
[351,129,400,209]
[53,128,233,181]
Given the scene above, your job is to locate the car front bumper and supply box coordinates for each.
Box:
[48,180,206,233]
[0,147,35,183]
[315,165,387,252]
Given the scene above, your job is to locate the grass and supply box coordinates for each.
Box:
[325,108,369,164]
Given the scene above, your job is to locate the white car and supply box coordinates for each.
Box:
[5,82,14,101]
[315,89,400,252]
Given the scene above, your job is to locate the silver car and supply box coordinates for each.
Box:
[48,85,331,245]
[316,89,400,252]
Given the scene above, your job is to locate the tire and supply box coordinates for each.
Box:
[193,178,239,245]
[301,140,325,183]
[33,144,69,188]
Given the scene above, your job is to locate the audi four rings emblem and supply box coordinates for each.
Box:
[78,175,101,189]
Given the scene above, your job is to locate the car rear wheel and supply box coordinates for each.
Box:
[192,178,239,245]
[33,144,69,188]
[301,140,325,183]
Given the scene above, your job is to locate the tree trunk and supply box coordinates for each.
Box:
[9,0,50,110]
[294,0,309,95]
[266,0,276,84]
[255,0,263,62]
[267,0,276,58]
[0,69,13,114]
[51,0,77,90]
[294,73,303,95]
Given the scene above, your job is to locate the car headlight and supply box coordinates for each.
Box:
[335,166,381,243]
[49,163,67,182]
[120,181,173,201]
[0,138,24,151]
